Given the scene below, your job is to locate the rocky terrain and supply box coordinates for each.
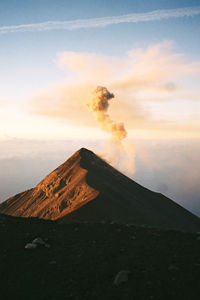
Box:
[1,214,200,300]
[0,148,200,232]
[1,147,200,299]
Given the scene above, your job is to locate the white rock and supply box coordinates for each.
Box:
[25,243,37,249]
[113,270,130,286]
[32,237,45,245]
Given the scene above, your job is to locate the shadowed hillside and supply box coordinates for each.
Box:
[1,214,200,300]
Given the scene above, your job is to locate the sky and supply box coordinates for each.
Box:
[0,0,200,215]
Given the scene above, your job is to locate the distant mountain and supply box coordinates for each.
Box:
[0,148,200,232]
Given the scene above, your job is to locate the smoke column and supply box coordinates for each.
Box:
[87,86,127,142]
[87,86,135,175]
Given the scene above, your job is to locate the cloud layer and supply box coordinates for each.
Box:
[0,139,199,217]
[32,41,200,139]
[0,6,200,34]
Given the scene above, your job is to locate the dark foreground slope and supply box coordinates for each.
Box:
[0,148,200,232]
[1,214,200,300]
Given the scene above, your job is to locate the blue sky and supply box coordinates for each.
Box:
[0,0,200,139]
[1,1,200,56]
[1,0,200,22]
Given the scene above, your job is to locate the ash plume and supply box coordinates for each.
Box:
[87,86,135,175]
[87,86,127,142]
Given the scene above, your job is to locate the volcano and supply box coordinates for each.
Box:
[0,148,199,232]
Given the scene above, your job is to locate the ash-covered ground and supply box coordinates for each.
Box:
[1,214,200,300]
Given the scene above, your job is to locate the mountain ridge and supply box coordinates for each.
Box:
[0,147,200,232]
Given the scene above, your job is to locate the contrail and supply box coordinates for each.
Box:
[0,6,200,35]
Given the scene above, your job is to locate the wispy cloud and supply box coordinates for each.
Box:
[1,6,200,35]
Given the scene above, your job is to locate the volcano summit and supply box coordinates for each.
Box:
[0,148,199,232]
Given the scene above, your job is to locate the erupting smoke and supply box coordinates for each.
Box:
[87,86,135,175]
[32,43,200,175]
[87,86,127,142]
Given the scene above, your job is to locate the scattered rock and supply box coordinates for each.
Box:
[130,235,136,240]
[25,237,50,249]
[113,270,130,286]
[25,243,37,249]
[32,237,45,245]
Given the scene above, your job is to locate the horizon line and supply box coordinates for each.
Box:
[0,6,200,35]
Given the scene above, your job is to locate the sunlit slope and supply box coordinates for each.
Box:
[0,148,200,232]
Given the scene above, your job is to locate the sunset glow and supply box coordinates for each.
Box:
[0,0,200,215]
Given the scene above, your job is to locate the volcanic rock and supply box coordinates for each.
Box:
[25,243,37,249]
[1,214,200,300]
[32,237,45,245]
[113,270,130,286]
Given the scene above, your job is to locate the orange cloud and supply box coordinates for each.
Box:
[31,41,200,139]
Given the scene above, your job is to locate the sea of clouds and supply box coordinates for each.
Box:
[0,138,199,217]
